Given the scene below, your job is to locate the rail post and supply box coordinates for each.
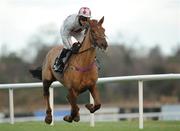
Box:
[138,80,143,129]
[9,88,14,124]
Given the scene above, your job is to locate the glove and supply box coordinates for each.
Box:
[71,42,81,53]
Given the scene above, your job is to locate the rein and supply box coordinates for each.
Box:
[75,28,96,54]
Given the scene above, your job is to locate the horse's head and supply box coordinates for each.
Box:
[88,17,108,50]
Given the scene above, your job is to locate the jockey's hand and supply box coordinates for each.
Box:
[71,42,81,53]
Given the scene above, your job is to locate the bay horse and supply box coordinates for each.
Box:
[30,16,108,124]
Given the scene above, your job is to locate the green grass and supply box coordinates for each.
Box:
[0,121,180,131]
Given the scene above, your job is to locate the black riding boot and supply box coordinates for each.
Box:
[53,48,70,73]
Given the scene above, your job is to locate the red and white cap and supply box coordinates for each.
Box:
[78,7,91,18]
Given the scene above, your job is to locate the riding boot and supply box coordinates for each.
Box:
[53,48,69,73]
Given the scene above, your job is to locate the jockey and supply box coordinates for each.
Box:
[53,7,91,73]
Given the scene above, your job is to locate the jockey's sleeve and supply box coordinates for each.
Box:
[60,15,76,49]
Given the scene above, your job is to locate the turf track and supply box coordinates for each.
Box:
[0,121,180,131]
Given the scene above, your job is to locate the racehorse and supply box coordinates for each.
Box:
[30,16,108,124]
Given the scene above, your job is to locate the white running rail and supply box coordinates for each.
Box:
[1,73,180,129]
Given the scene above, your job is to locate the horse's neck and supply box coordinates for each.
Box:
[78,29,96,66]
[80,29,92,51]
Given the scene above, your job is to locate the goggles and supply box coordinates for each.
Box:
[79,16,88,21]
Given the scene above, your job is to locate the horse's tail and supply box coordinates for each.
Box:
[29,66,42,80]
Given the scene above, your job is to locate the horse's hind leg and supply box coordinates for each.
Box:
[63,88,80,123]
[43,80,53,124]
[86,85,101,113]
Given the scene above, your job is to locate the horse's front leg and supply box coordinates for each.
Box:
[43,80,53,124]
[64,88,80,123]
[86,85,101,113]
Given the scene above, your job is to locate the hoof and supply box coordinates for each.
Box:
[94,104,101,111]
[85,104,94,113]
[45,115,52,124]
[73,115,80,122]
[63,115,73,123]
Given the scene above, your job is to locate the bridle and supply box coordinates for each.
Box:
[76,27,105,54]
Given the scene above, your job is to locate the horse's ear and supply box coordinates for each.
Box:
[98,16,104,25]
